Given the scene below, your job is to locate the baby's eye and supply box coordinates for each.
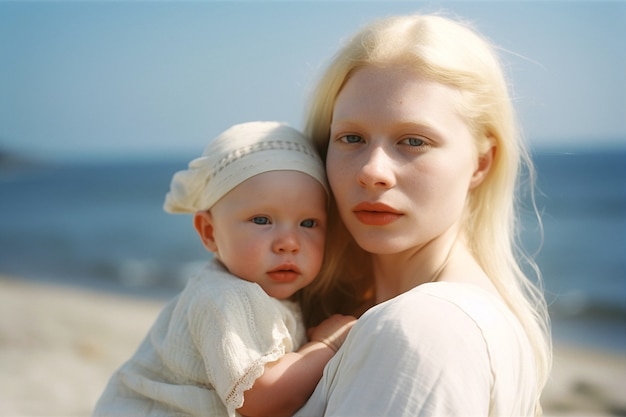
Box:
[300,219,317,228]
[251,216,270,225]
[339,134,363,144]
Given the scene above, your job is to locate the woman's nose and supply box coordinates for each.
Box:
[272,228,300,254]
[356,146,395,189]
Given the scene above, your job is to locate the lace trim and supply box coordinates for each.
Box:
[224,345,286,411]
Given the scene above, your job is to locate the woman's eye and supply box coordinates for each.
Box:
[340,134,363,144]
[300,219,317,228]
[251,216,270,225]
[402,136,426,147]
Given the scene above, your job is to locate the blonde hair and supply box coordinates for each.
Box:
[299,13,551,415]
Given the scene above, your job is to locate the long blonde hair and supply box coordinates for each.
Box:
[299,13,551,414]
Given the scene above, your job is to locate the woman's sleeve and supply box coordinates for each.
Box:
[294,292,493,417]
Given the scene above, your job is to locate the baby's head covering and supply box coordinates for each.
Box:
[164,121,328,213]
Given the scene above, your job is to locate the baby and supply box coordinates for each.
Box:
[93,121,356,417]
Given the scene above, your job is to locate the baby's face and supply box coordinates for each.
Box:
[208,170,327,299]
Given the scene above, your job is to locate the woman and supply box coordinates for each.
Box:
[296,13,552,416]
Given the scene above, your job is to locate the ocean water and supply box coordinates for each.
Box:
[1,149,625,352]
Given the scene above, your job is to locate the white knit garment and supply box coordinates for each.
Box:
[93,259,306,417]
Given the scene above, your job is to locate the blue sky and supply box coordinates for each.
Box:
[1,1,625,162]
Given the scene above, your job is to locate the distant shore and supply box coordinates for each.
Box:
[1,274,625,417]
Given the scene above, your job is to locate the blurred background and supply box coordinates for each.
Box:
[0,1,625,415]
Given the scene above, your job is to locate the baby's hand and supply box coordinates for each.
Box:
[308,314,357,352]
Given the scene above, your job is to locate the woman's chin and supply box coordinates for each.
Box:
[351,234,408,255]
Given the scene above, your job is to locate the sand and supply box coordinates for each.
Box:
[1,275,625,417]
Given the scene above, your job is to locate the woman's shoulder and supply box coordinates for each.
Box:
[413,281,515,326]
[358,282,524,350]
[343,283,537,415]
[371,281,513,319]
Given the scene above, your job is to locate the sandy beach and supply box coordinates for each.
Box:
[1,275,625,417]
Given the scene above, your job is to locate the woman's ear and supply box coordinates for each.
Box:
[194,211,218,253]
[469,141,495,190]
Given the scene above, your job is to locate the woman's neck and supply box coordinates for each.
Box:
[371,236,455,303]
[371,237,497,304]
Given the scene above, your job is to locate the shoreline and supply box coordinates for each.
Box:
[1,275,625,417]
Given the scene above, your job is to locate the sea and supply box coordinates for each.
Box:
[1,148,625,353]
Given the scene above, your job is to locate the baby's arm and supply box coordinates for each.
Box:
[237,314,356,417]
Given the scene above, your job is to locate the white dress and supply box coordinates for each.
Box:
[294,282,538,417]
[93,259,306,417]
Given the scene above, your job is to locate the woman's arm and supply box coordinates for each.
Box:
[237,314,356,417]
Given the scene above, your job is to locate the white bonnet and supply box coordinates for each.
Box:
[164,121,328,213]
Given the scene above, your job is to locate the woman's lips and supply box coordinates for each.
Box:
[352,202,402,226]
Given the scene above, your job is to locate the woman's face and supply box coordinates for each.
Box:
[327,66,489,255]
